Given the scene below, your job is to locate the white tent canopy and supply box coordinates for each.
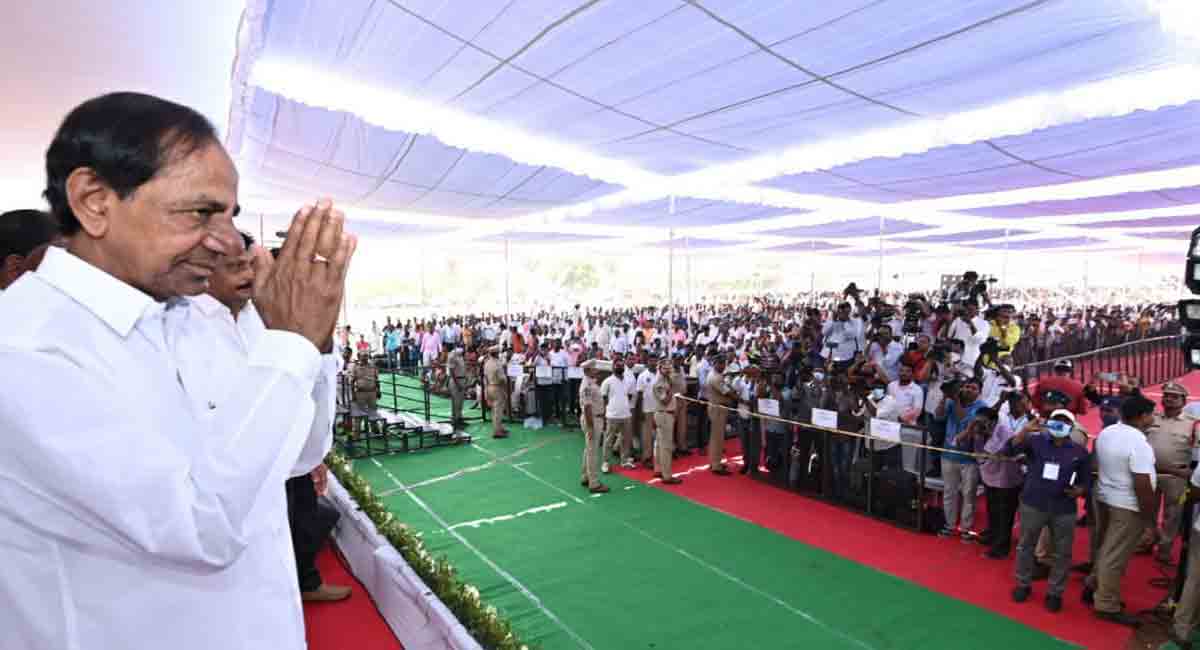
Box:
[4,0,1200,263]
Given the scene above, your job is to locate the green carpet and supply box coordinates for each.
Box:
[350,419,1078,650]
[377,372,483,422]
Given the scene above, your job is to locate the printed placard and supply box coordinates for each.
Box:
[757,398,780,417]
[535,365,552,379]
[811,408,838,428]
[567,366,584,379]
[870,418,902,443]
[507,364,522,378]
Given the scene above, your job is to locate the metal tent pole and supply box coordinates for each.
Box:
[668,227,675,311]
[877,215,885,292]
[504,235,511,321]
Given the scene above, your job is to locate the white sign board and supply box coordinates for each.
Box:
[535,365,552,379]
[811,408,838,429]
[567,366,584,379]
[506,364,522,378]
[870,418,902,443]
[757,399,780,417]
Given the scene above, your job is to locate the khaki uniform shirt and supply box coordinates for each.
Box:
[1150,412,1199,469]
[483,357,506,389]
[448,350,467,384]
[705,369,734,406]
[653,374,676,412]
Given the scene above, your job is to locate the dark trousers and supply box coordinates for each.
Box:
[534,385,552,421]
[985,484,1022,555]
[696,401,709,449]
[287,474,340,592]
[567,379,581,416]
[739,417,761,474]
[926,417,946,477]
[870,444,902,474]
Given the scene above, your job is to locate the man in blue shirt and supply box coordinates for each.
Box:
[936,378,988,540]
[1004,416,1092,613]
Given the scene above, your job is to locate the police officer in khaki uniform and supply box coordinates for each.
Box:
[351,349,380,414]
[578,360,610,494]
[671,353,689,456]
[483,346,509,438]
[652,359,683,485]
[447,345,467,432]
[705,356,736,475]
[1144,381,1198,564]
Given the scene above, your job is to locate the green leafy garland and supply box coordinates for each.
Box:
[326,452,531,650]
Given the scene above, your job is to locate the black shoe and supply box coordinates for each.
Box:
[1045,594,1062,613]
[739,465,750,475]
[1093,610,1140,628]
[1071,562,1092,574]
[1012,586,1031,603]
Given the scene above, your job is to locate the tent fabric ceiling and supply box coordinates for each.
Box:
[224,0,1200,257]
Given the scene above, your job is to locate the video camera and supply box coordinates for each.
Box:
[902,293,926,335]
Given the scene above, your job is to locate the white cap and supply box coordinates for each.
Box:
[1049,409,1077,424]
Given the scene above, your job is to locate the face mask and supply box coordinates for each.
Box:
[1100,413,1119,427]
[1046,420,1072,439]
[781,388,794,401]
[949,353,962,364]
[870,388,885,401]
[812,371,825,383]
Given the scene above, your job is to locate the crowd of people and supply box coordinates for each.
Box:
[3,90,1198,650]
[336,279,1200,636]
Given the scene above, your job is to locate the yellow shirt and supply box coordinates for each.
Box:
[989,321,1021,358]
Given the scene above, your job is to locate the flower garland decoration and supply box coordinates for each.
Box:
[326,452,533,650]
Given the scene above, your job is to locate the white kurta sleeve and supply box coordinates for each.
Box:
[290,353,340,476]
[0,330,319,571]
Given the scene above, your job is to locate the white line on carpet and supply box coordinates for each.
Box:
[465,443,877,650]
[368,457,596,650]
[447,502,568,531]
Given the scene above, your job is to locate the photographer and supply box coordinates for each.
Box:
[989,304,1021,361]
[821,301,864,371]
[936,378,989,539]
[865,324,904,383]
[947,300,990,367]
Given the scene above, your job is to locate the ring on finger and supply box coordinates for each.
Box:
[313,254,330,264]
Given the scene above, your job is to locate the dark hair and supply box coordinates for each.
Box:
[975,406,998,422]
[44,92,219,236]
[0,209,59,259]
[1120,394,1156,421]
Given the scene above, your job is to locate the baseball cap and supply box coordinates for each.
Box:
[1099,396,1123,410]
[1049,409,1077,424]
[1162,381,1189,397]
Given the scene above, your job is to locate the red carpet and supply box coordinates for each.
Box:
[624,372,1200,650]
[304,544,403,650]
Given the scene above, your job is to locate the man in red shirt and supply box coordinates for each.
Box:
[1031,360,1088,415]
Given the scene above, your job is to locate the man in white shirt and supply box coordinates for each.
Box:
[946,301,990,367]
[637,360,659,468]
[0,92,355,650]
[600,357,634,473]
[866,324,904,382]
[173,231,349,603]
[887,363,925,426]
[821,302,864,368]
[1085,394,1160,626]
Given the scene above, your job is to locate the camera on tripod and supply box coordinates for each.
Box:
[902,294,926,335]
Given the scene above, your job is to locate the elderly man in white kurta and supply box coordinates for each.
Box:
[0,92,355,650]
